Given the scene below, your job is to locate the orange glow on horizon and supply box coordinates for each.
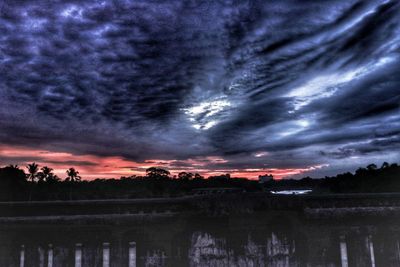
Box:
[0,145,327,180]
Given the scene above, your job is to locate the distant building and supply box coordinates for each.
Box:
[258,174,274,184]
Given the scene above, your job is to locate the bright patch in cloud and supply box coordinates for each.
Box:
[288,56,396,111]
[24,18,47,31]
[61,5,84,19]
[281,119,310,136]
[288,69,362,111]
[183,98,231,130]
[184,99,231,118]
[254,151,269,158]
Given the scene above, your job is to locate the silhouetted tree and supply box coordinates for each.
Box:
[194,173,204,180]
[366,163,377,171]
[209,173,230,180]
[146,167,170,180]
[178,172,194,180]
[355,167,367,176]
[0,165,27,200]
[0,165,26,184]
[0,162,399,201]
[7,164,19,169]
[120,175,138,180]
[26,162,39,182]
[320,162,400,193]
[381,162,390,169]
[39,166,59,183]
[65,168,81,182]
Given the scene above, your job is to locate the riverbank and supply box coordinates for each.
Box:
[1,193,400,224]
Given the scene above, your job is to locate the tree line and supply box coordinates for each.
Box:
[262,162,400,193]
[0,162,399,201]
[0,163,242,201]
[3,164,211,184]
[24,163,81,183]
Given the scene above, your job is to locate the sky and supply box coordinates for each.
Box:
[0,0,399,180]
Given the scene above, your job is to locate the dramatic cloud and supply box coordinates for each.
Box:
[0,0,399,178]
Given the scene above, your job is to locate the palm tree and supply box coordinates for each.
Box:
[39,166,59,183]
[66,168,81,182]
[26,163,39,182]
[7,164,19,169]
[41,166,52,181]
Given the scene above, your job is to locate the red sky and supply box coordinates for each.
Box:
[0,144,327,180]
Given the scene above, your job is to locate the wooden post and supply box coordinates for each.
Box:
[38,246,45,267]
[103,242,110,267]
[20,245,25,267]
[75,243,82,267]
[397,240,400,264]
[47,244,53,267]
[340,235,348,267]
[129,242,136,267]
[367,235,375,267]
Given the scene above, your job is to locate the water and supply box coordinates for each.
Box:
[270,190,312,195]
[0,212,399,266]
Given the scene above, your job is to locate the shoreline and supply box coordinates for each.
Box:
[1,192,400,223]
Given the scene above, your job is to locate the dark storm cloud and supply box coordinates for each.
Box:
[0,0,399,176]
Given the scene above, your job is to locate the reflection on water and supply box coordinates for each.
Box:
[270,190,312,195]
[0,213,399,266]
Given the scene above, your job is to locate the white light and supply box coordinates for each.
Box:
[288,70,359,98]
[25,18,47,30]
[278,119,311,137]
[254,151,268,158]
[203,121,218,130]
[288,69,361,110]
[288,56,396,111]
[374,56,395,67]
[183,98,231,130]
[61,5,84,19]
[183,100,231,118]
[93,25,111,37]
[192,124,201,130]
[297,119,310,128]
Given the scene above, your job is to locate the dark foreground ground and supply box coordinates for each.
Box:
[1,193,400,266]
[1,192,400,221]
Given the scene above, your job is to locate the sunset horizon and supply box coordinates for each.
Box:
[1,0,399,184]
[1,144,331,180]
[0,1,399,266]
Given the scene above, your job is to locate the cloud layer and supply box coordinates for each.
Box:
[0,0,399,178]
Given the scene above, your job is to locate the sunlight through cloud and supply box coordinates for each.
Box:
[288,56,396,112]
[183,99,231,130]
[61,5,84,19]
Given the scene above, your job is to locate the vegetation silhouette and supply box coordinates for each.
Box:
[0,162,399,201]
[37,166,60,183]
[26,162,39,182]
[66,168,81,182]
[145,167,170,180]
